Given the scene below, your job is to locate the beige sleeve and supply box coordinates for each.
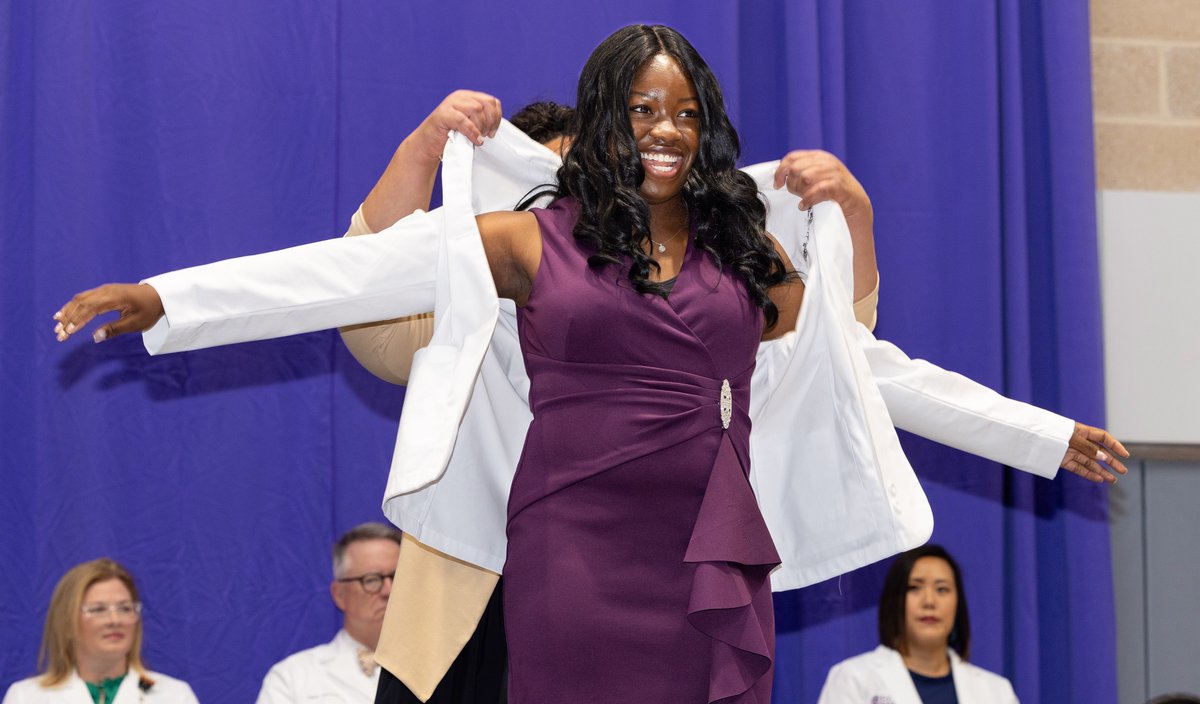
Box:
[375,534,500,702]
[852,274,879,332]
[338,205,436,385]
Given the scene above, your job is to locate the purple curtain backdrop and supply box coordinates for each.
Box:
[0,1,1112,702]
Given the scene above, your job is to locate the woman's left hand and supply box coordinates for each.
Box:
[1061,422,1130,483]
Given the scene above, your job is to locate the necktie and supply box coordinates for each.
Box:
[357,648,378,677]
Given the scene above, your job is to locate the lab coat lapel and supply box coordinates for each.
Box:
[57,673,94,703]
[743,162,933,591]
[324,631,374,694]
[875,646,925,704]
[114,672,142,701]
[380,126,549,570]
[949,649,990,702]
[385,132,499,496]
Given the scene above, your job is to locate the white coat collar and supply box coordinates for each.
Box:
[868,644,1003,704]
[325,628,368,660]
[64,670,143,702]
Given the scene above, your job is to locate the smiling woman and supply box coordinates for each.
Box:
[464,25,804,702]
[1,558,198,704]
[548,25,799,326]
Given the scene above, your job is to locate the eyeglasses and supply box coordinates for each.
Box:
[81,602,142,621]
[335,572,395,594]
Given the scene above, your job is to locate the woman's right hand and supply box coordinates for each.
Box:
[54,283,164,343]
[1060,422,1130,483]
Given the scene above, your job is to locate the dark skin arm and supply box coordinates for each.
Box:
[52,211,543,342]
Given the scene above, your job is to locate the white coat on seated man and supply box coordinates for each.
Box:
[256,523,403,704]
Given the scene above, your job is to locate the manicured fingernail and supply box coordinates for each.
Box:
[56,332,66,342]
[65,322,76,333]
[93,329,107,343]
[53,311,62,320]
[54,322,63,335]
[1096,450,1110,462]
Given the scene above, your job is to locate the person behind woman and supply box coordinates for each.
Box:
[2,558,198,704]
[818,545,1018,704]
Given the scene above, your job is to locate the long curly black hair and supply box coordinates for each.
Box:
[556,24,795,329]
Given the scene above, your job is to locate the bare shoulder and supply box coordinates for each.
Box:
[476,209,537,233]
[762,230,805,341]
[475,210,542,305]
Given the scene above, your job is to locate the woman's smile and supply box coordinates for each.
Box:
[628,53,700,207]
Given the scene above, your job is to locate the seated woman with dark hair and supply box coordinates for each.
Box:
[2,558,198,704]
[818,545,1017,704]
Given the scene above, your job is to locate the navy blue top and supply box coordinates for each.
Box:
[910,670,958,704]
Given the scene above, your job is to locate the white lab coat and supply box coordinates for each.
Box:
[141,124,1071,591]
[255,629,378,704]
[817,645,1019,704]
[2,670,198,704]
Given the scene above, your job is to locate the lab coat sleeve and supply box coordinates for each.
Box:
[857,326,1073,479]
[141,208,442,355]
[743,159,1072,479]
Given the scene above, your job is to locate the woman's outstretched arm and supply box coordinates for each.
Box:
[52,207,540,351]
[52,209,443,352]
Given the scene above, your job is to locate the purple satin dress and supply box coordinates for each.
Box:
[505,197,780,703]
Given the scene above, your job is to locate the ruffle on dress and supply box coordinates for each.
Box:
[685,430,781,703]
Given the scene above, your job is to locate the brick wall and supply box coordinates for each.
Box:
[1092,0,1200,191]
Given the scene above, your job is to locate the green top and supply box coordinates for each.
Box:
[85,674,124,704]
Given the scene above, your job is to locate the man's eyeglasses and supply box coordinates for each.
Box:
[335,572,395,594]
[81,602,142,621]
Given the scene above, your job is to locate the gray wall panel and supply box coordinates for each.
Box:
[1144,460,1200,697]
[1112,458,1200,703]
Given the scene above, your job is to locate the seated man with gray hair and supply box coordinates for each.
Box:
[256,523,403,703]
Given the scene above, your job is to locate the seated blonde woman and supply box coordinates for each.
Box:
[2,559,198,704]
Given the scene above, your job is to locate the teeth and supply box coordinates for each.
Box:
[640,152,680,164]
